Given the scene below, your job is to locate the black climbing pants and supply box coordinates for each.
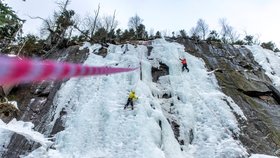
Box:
[124,98,134,110]
[182,64,189,72]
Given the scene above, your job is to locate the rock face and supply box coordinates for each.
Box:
[176,38,280,156]
[1,40,280,157]
[1,46,89,158]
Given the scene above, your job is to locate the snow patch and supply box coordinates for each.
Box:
[0,119,52,147]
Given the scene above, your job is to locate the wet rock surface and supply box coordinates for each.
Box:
[151,63,169,82]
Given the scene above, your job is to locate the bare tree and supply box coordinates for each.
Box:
[67,13,80,38]
[219,18,239,44]
[93,11,119,42]
[74,4,101,42]
[102,10,118,33]
[30,0,75,49]
[56,0,70,12]
[90,4,101,39]
[190,19,209,40]
[109,10,118,32]
[36,16,55,38]
[189,27,199,38]
[83,4,101,41]
[229,31,239,44]
[196,19,209,40]
[75,4,119,42]
[128,14,143,31]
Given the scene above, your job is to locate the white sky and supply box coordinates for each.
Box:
[4,0,280,47]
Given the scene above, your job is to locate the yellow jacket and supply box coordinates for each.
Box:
[128,92,138,100]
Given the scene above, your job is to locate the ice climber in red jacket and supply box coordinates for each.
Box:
[179,58,189,72]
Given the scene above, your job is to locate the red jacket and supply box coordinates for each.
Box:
[180,59,187,64]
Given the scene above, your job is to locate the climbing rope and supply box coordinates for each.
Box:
[0,56,138,85]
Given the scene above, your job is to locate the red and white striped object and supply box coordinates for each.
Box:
[0,56,137,85]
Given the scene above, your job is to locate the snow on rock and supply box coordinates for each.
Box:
[0,127,12,154]
[246,45,280,89]
[7,100,19,110]
[79,42,102,54]
[0,119,52,147]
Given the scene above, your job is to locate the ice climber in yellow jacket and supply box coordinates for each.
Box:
[124,91,138,110]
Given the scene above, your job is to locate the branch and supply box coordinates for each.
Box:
[28,16,45,21]
[73,25,96,42]
[110,10,117,31]
[63,0,71,12]
[28,16,52,31]
[91,3,100,39]
[56,0,71,12]
[17,40,27,56]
